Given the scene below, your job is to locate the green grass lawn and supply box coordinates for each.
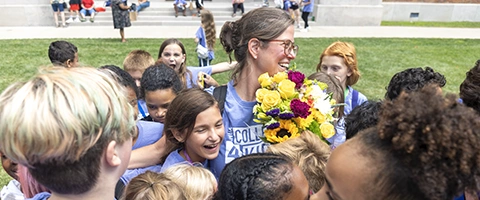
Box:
[382,21,480,28]
[1,37,480,187]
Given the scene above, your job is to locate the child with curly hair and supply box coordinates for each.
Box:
[322,84,480,200]
[195,9,216,67]
[460,59,480,113]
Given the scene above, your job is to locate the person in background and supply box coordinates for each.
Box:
[299,0,313,32]
[174,0,187,17]
[80,0,96,22]
[51,0,67,28]
[48,40,79,68]
[136,0,150,13]
[66,0,81,23]
[195,9,216,67]
[231,0,244,17]
[317,41,367,115]
[111,0,131,42]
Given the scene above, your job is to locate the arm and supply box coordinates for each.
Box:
[211,61,238,74]
[128,136,167,168]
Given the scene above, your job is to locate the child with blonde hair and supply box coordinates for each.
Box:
[0,67,136,200]
[163,163,217,200]
[195,9,216,67]
[122,171,187,200]
[266,130,330,193]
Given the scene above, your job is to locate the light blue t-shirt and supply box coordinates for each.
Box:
[302,0,313,12]
[344,86,368,116]
[328,117,345,150]
[120,121,164,184]
[209,81,267,178]
[186,66,212,89]
[160,150,210,173]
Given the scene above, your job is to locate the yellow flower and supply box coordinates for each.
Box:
[293,115,314,130]
[277,79,296,99]
[264,120,300,143]
[255,88,270,103]
[258,73,273,88]
[311,109,326,124]
[320,122,335,139]
[273,72,288,84]
[261,90,281,111]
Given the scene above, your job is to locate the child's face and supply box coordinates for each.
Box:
[320,55,352,87]
[1,152,19,180]
[127,70,143,87]
[160,44,185,73]
[145,88,176,123]
[183,105,224,163]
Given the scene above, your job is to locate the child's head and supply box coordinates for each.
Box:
[344,100,382,140]
[316,41,359,88]
[200,9,216,50]
[219,7,294,82]
[266,131,331,193]
[162,88,224,163]
[141,64,183,123]
[158,38,187,74]
[48,40,79,68]
[123,50,155,87]
[123,171,187,200]
[323,85,480,200]
[0,67,136,195]
[214,153,310,200]
[460,59,480,113]
[0,151,18,180]
[99,65,140,118]
[163,163,217,200]
[308,71,345,118]
[385,67,446,100]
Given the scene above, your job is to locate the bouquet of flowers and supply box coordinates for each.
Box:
[253,70,337,144]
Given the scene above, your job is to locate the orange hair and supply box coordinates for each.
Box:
[316,41,360,86]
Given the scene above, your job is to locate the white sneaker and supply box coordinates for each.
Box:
[306,26,311,30]
[300,28,308,32]
[74,18,81,22]
[66,18,73,23]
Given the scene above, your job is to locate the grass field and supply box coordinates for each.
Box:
[382,21,480,28]
[1,37,480,187]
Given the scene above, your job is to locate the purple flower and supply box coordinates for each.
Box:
[266,122,280,129]
[288,71,305,89]
[279,112,295,119]
[266,108,280,117]
[290,99,311,118]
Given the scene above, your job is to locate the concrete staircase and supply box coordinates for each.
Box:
[67,0,272,27]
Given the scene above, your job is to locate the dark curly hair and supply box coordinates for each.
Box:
[140,63,183,99]
[356,84,480,200]
[344,100,382,140]
[385,67,446,100]
[460,59,480,113]
[213,153,295,200]
[48,40,78,67]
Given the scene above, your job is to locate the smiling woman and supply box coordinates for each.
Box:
[208,7,296,178]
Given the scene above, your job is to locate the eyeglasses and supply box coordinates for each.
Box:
[265,39,299,56]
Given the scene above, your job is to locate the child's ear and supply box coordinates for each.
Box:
[105,141,121,167]
[172,130,186,143]
[65,59,73,68]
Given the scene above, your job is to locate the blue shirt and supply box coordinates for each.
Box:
[344,86,368,116]
[186,66,212,89]
[160,150,210,173]
[195,27,215,60]
[209,81,267,178]
[302,0,313,12]
[120,121,164,184]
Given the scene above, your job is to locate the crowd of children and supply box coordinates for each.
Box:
[2,6,480,200]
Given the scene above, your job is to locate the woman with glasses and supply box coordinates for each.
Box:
[209,7,297,178]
